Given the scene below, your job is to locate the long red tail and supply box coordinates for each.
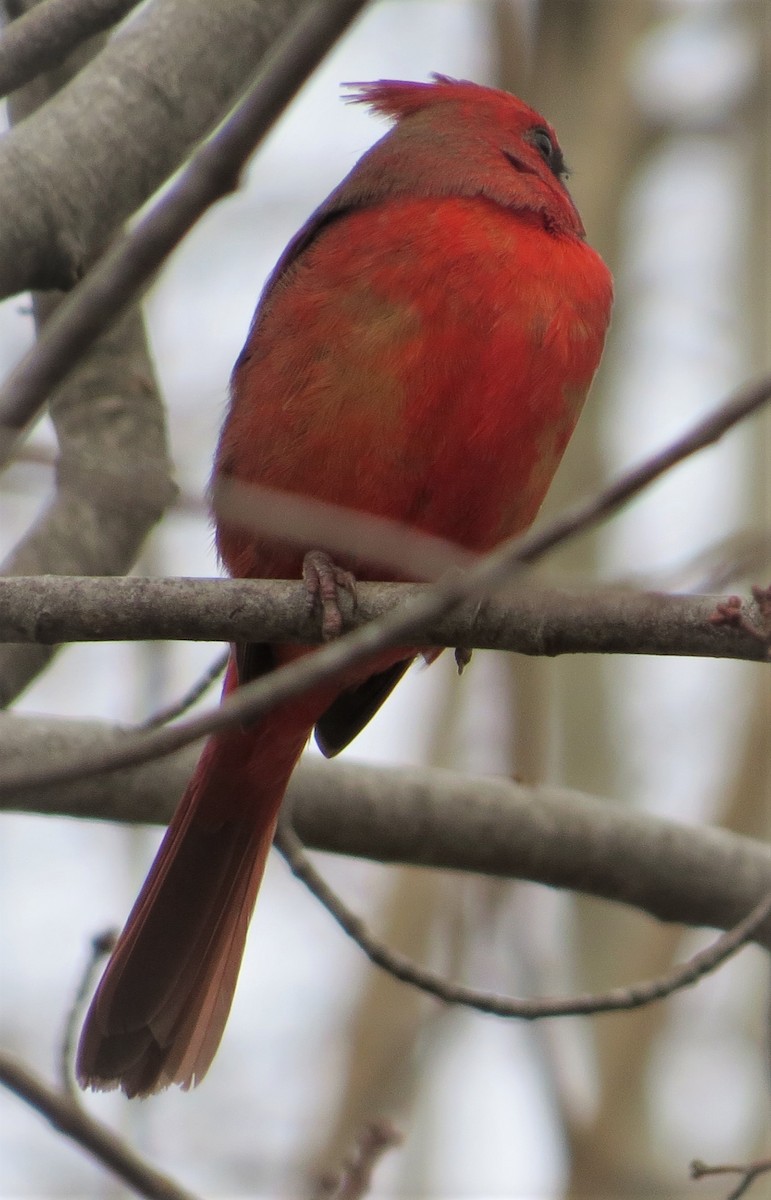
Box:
[76,669,313,1097]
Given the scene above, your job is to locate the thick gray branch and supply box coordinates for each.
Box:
[0,315,175,705]
[0,0,141,97]
[0,0,370,459]
[2,713,770,950]
[0,0,310,296]
[2,378,770,795]
[0,576,766,661]
[0,3,175,705]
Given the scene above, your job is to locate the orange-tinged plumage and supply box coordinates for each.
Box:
[77,76,612,1096]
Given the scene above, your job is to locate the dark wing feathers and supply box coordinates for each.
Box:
[314,659,412,758]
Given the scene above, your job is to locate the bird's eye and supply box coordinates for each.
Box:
[529,128,554,163]
[526,126,567,180]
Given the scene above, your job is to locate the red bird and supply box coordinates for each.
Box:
[77,77,612,1096]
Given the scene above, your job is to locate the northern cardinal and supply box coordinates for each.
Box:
[77,77,612,1096]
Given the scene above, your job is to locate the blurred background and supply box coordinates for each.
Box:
[1,0,769,1196]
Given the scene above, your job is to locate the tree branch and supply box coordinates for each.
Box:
[691,1157,771,1200]
[312,1120,402,1200]
[137,649,229,730]
[0,312,175,703]
[1,370,769,793]
[276,818,771,1017]
[0,0,371,460]
[0,1,175,704]
[0,575,767,660]
[0,0,140,97]
[60,928,116,1097]
[3,714,771,951]
[0,1055,202,1200]
[0,0,314,298]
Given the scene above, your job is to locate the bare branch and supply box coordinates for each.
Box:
[0,310,175,704]
[60,928,117,1098]
[1,371,769,792]
[691,1157,771,1200]
[0,0,314,297]
[639,530,771,592]
[0,0,371,461]
[0,3,175,703]
[0,1055,202,1200]
[0,575,768,661]
[277,818,771,1018]
[0,0,140,97]
[3,714,771,950]
[137,649,229,730]
[313,1120,402,1200]
[213,477,475,581]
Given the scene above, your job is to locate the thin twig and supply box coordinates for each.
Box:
[214,476,475,581]
[276,820,771,1019]
[60,928,117,1098]
[0,1055,202,1200]
[637,530,771,592]
[691,1157,771,1200]
[137,649,229,730]
[0,0,140,98]
[0,0,370,460]
[313,1120,403,1200]
[0,371,770,795]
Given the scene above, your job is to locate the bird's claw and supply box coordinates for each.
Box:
[302,550,357,640]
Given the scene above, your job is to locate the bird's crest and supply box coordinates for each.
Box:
[344,75,493,121]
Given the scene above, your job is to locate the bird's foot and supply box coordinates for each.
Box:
[303,550,357,640]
